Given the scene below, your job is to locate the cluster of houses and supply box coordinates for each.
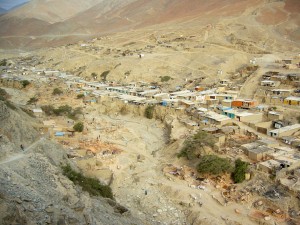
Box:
[259,70,300,106]
[1,58,300,177]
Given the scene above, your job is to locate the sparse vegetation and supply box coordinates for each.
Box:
[91,72,97,79]
[21,80,30,88]
[160,76,172,82]
[178,130,216,160]
[52,87,63,95]
[5,100,17,110]
[0,88,16,110]
[120,105,129,115]
[41,104,82,119]
[197,155,233,175]
[53,104,72,116]
[62,164,114,199]
[100,70,110,81]
[68,107,83,120]
[27,97,38,105]
[0,88,9,101]
[41,105,55,116]
[73,122,84,132]
[77,94,85,99]
[0,59,7,66]
[124,70,131,76]
[232,159,249,183]
[145,105,155,119]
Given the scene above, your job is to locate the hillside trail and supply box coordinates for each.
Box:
[0,137,45,166]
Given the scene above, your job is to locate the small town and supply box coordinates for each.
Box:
[1,1,300,225]
[1,49,300,224]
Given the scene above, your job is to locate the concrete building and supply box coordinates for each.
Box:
[258,160,281,173]
[267,111,283,121]
[222,109,263,123]
[202,111,232,126]
[283,96,300,106]
[260,80,280,87]
[268,124,300,138]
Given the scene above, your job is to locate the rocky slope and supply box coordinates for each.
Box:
[0,100,142,225]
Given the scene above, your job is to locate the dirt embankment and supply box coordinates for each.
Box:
[0,101,143,225]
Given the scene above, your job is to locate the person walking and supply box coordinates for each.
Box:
[20,144,24,151]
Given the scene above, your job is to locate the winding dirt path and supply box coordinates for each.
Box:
[0,137,45,165]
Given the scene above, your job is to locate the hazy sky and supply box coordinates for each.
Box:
[0,0,29,10]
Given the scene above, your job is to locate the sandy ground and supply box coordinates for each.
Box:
[77,105,259,225]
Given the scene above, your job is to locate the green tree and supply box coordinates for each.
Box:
[178,130,216,160]
[232,159,249,183]
[52,88,63,95]
[197,155,233,175]
[145,105,155,119]
[73,122,84,132]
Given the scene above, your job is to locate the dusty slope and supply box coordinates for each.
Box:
[3,0,104,23]
[0,101,142,225]
[0,0,299,49]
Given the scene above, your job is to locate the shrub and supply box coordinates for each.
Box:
[0,88,9,100]
[68,107,83,120]
[297,116,300,123]
[160,76,172,82]
[5,100,16,110]
[53,104,72,116]
[41,104,82,119]
[41,105,55,116]
[73,122,84,132]
[77,94,85,99]
[100,70,110,81]
[52,88,63,95]
[145,105,155,119]
[91,72,97,78]
[21,80,30,88]
[232,159,248,183]
[62,164,114,199]
[120,105,128,115]
[197,155,233,175]
[0,59,7,66]
[178,130,216,160]
[27,97,38,105]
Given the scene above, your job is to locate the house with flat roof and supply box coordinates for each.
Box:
[268,124,300,138]
[248,146,274,161]
[222,109,263,123]
[258,160,281,173]
[202,111,232,126]
[261,80,280,87]
[283,96,300,106]
[231,99,258,109]
[267,111,283,120]
[269,89,292,97]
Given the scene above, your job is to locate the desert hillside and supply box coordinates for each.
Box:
[0,0,299,49]
[0,100,142,225]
